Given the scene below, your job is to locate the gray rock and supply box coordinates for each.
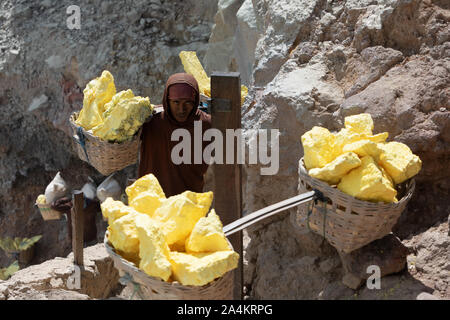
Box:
[1,244,120,300]
[319,281,355,300]
[252,0,319,86]
[233,0,260,85]
[338,234,409,290]
[344,46,404,97]
[292,42,318,65]
[342,273,364,290]
[126,9,141,24]
[416,292,440,300]
[403,220,450,297]
[204,0,245,75]
[319,257,340,274]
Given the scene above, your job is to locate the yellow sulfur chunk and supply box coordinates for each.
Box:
[334,129,389,156]
[301,126,337,170]
[338,156,397,203]
[333,128,366,155]
[107,211,144,265]
[101,197,140,223]
[366,132,389,143]
[343,140,383,160]
[185,209,231,253]
[378,142,422,185]
[179,51,211,98]
[36,194,46,204]
[344,113,374,135]
[333,113,388,155]
[169,251,239,286]
[379,165,398,202]
[126,174,165,204]
[76,70,116,130]
[153,191,213,248]
[91,90,152,142]
[129,191,165,217]
[127,175,166,217]
[308,152,362,185]
[104,89,135,109]
[134,214,172,281]
[179,51,248,105]
[240,85,248,105]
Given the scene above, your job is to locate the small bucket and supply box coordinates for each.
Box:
[36,202,62,221]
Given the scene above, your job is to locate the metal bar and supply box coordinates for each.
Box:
[223,190,316,236]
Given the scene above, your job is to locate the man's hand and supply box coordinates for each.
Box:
[51,197,73,213]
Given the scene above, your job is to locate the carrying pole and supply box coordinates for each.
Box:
[211,72,243,300]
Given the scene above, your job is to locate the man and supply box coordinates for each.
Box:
[138,73,211,197]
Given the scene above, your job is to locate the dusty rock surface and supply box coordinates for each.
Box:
[403,219,450,298]
[338,234,410,290]
[0,244,120,300]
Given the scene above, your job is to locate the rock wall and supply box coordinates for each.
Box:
[0,0,218,268]
[205,0,449,299]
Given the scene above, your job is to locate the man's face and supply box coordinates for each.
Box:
[169,98,195,122]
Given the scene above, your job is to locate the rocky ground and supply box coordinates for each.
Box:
[0,0,448,300]
[0,218,447,300]
[0,244,121,300]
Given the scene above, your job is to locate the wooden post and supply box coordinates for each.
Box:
[211,72,243,300]
[71,191,84,266]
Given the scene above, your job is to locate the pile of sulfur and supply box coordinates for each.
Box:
[101,174,239,286]
[301,113,422,203]
[75,70,153,143]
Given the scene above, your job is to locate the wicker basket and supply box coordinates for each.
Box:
[104,232,234,300]
[69,112,144,176]
[36,202,62,220]
[291,158,415,253]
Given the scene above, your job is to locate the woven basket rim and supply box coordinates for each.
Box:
[69,112,146,145]
[298,157,415,208]
[103,231,233,290]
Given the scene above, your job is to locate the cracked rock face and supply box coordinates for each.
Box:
[206,0,449,299]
